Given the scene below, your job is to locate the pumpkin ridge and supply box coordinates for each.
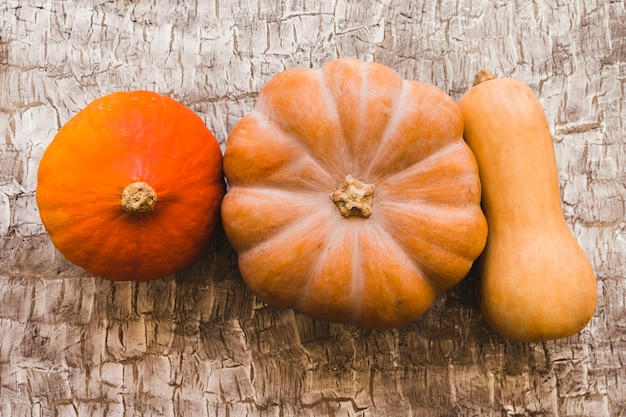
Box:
[354,224,438,327]
[252,70,350,180]
[233,184,331,200]
[335,61,373,176]
[235,200,336,257]
[366,217,441,291]
[375,142,482,210]
[358,79,410,180]
[375,140,469,192]
[321,59,407,178]
[357,80,422,180]
[236,213,333,308]
[376,202,486,291]
[222,186,332,251]
[294,219,364,324]
[364,81,464,181]
[318,60,361,176]
[235,110,345,189]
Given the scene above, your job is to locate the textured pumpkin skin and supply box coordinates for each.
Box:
[36,91,225,281]
[221,59,488,329]
[459,71,597,342]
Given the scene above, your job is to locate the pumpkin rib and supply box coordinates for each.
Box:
[364,80,464,182]
[295,219,438,328]
[294,219,364,324]
[248,60,407,184]
[320,59,406,178]
[373,143,486,282]
[353,224,438,328]
[224,111,338,191]
[250,68,350,181]
[376,140,480,205]
[376,202,487,291]
[359,78,412,180]
[363,215,437,288]
[221,185,331,251]
[236,213,336,309]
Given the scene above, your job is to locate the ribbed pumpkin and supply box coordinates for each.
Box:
[221,58,488,329]
[36,91,225,281]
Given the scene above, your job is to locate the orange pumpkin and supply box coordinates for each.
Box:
[36,91,225,281]
[221,58,488,329]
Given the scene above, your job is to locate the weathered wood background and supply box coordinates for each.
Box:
[1,0,625,416]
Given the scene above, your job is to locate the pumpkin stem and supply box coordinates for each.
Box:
[331,175,375,218]
[121,181,157,213]
[473,69,497,86]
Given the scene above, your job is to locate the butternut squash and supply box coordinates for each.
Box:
[458,70,597,342]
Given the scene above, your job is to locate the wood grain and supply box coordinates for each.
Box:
[1,0,625,415]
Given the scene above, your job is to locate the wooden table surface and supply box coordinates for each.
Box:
[1,1,625,416]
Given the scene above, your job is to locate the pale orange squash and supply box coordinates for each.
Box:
[459,70,597,342]
[221,58,488,329]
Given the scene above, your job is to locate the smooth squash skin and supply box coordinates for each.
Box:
[37,91,225,281]
[458,70,597,342]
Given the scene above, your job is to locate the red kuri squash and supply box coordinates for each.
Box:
[36,91,225,281]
